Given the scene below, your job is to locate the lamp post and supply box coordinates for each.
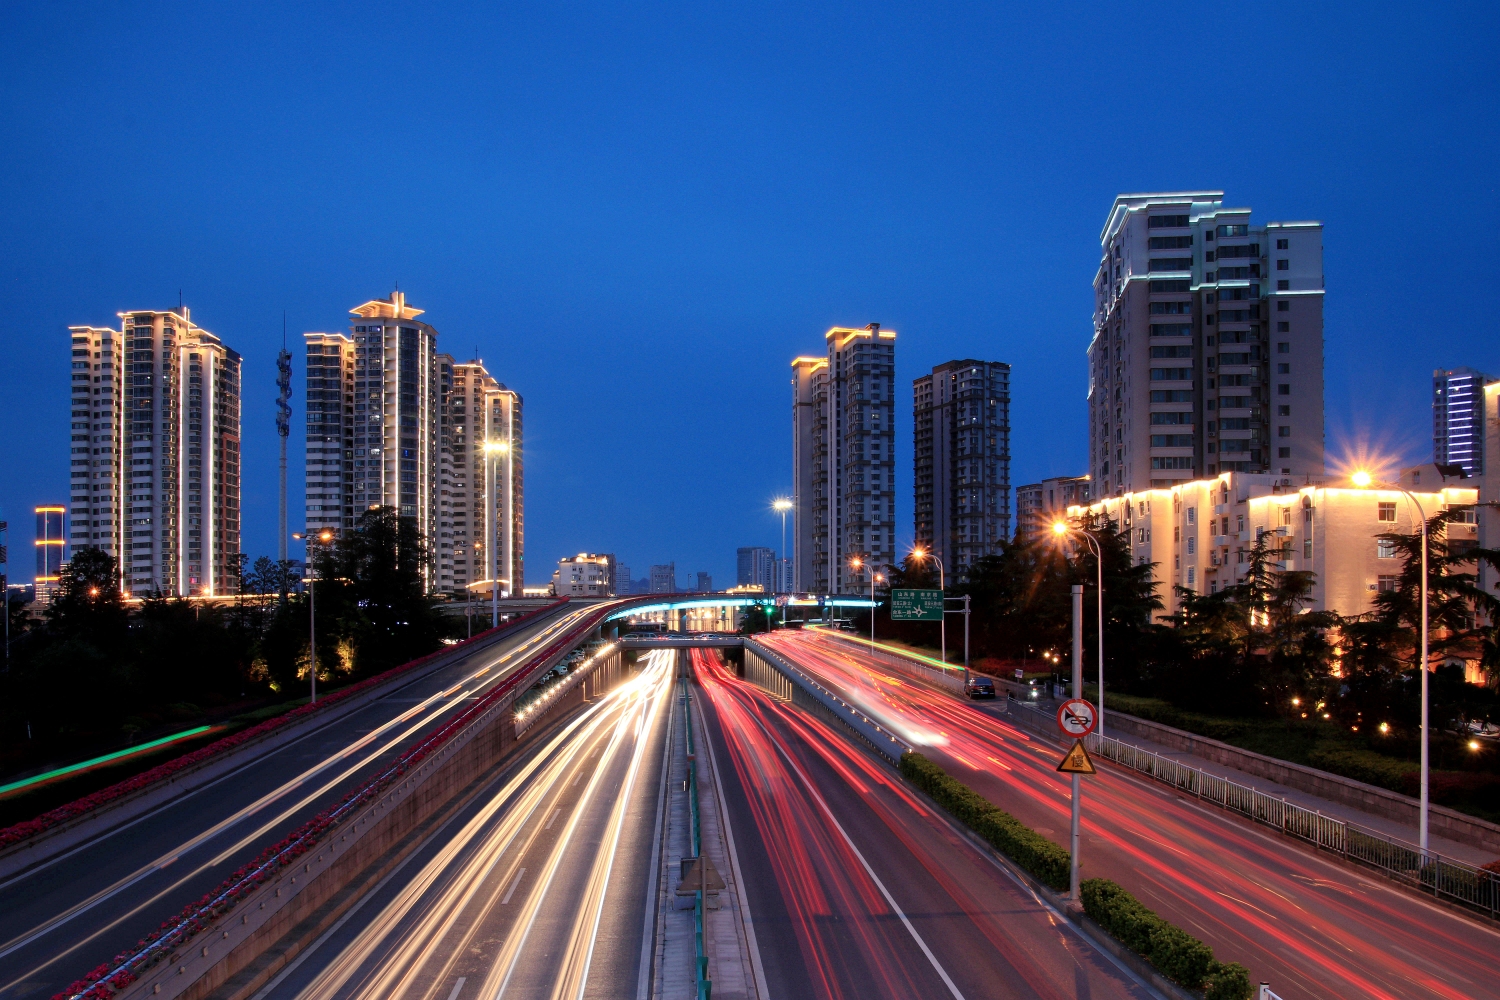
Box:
[485,441,509,628]
[774,497,794,594]
[1054,521,1105,737]
[1070,583,1083,901]
[1352,469,1430,855]
[292,529,334,704]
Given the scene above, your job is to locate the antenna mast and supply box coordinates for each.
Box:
[276,313,293,602]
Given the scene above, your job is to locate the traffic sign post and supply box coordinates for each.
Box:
[1056,740,1096,775]
[1057,698,1097,738]
[1068,585,1084,903]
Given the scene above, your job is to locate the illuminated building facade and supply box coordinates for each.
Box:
[1091,192,1325,496]
[1433,367,1489,479]
[306,293,523,596]
[552,553,614,597]
[1069,467,1475,619]
[791,324,897,596]
[67,309,241,596]
[913,359,1011,577]
[445,358,523,597]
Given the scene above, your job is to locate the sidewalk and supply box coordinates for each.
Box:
[993,696,1499,868]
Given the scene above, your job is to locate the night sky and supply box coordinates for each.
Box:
[2,3,1496,589]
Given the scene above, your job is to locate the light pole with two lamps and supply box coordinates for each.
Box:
[1351,469,1432,855]
[909,546,969,681]
[773,497,794,593]
[292,529,334,704]
[849,557,884,654]
[1053,520,1106,737]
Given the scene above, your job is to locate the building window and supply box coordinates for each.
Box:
[1378,502,1397,522]
[1278,384,1291,395]
[1278,342,1290,354]
[1276,239,1289,250]
[1278,426,1291,437]
[1277,279,1289,290]
[1277,322,1290,332]
[1278,364,1290,374]
[1276,259,1289,270]
[1186,567,1196,587]
[1187,536,1196,554]
[1278,405,1291,416]
[1278,447,1291,458]
[1277,301,1289,312]
[1377,574,1399,592]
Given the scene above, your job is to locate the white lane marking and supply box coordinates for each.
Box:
[446,977,467,1000]
[545,809,561,830]
[764,723,967,1000]
[635,654,675,1000]
[501,868,527,905]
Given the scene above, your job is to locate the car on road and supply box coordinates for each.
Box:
[964,675,996,699]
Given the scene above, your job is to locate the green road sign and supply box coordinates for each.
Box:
[889,588,943,621]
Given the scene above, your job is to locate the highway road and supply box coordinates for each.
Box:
[257,647,676,1000]
[692,648,1155,1000]
[0,600,612,1000]
[761,630,1500,1000]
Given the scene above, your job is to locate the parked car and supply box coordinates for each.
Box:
[965,675,996,699]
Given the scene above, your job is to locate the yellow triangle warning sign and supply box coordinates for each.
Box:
[1056,740,1096,775]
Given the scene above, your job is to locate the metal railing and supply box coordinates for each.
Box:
[1007,699,1500,920]
[1258,984,1285,1000]
[682,679,712,1000]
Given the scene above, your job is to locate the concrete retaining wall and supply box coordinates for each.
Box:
[814,632,966,695]
[742,640,909,763]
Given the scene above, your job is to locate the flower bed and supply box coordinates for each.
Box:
[51,602,594,1000]
[2,600,565,853]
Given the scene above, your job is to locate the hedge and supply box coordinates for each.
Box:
[899,751,1070,891]
[1081,878,1252,1000]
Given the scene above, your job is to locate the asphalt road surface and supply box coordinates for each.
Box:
[693,648,1156,1000]
[762,630,1500,1000]
[0,601,608,1000]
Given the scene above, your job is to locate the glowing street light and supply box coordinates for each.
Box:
[773,497,794,594]
[1054,520,1106,737]
[1351,468,1430,854]
[908,546,962,678]
[293,529,335,704]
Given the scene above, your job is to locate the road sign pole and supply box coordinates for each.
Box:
[1070,583,1083,903]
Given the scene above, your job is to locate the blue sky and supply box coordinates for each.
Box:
[2,2,1496,589]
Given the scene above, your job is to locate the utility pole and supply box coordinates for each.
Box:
[1070,583,1083,902]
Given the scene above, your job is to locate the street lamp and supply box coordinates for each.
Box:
[1054,520,1106,737]
[1352,469,1431,855]
[850,557,883,653]
[484,441,509,628]
[773,497,794,594]
[292,529,334,704]
[909,546,962,678]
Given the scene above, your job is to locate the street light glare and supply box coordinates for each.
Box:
[484,441,509,454]
[910,546,926,560]
[1351,470,1373,488]
[772,498,793,512]
[1052,521,1069,536]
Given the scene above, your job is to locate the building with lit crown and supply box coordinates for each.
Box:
[552,553,615,597]
[792,324,897,595]
[68,308,241,596]
[443,358,523,597]
[1091,192,1325,497]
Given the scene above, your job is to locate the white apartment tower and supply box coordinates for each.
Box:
[913,360,1011,577]
[791,324,897,596]
[68,308,241,595]
[1434,367,1489,479]
[305,293,522,597]
[1090,192,1325,496]
[444,358,523,597]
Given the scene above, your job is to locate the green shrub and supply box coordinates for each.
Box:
[1081,878,1252,999]
[899,752,1070,891]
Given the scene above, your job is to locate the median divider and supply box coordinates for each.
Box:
[55,602,623,1000]
[0,598,571,879]
[1081,879,1251,1000]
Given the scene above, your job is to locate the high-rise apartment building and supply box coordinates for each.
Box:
[791,324,897,595]
[34,506,65,602]
[1434,367,1489,479]
[443,358,523,597]
[736,546,775,591]
[1090,192,1325,497]
[615,563,631,596]
[913,360,1011,577]
[305,292,522,596]
[649,563,676,593]
[1014,475,1091,544]
[68,308,241,596]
